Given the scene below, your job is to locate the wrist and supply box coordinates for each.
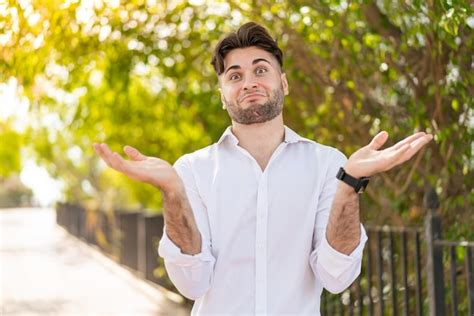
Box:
[336,167,370,194]
[160,175,185,197]
[338,180,359,195]
[343,163,366,179]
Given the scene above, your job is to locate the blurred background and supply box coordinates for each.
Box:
[1,0,473,314]
[1,0,472,237]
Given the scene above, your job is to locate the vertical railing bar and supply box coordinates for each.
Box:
[326,290,332,316]
[414,231,423,316]
[401,230,409,316]
[357,275,363,316]
[329,291,334,316]
[424,188,446,315]
[339,291,344,316]
[389,231,398,316]
[331,294,335,315]
[321,291,327,315]
[376,230,384,315]
[466,246,474,316]
[366,231,374,316]
[349,288,354,316]
[449,245,458,316]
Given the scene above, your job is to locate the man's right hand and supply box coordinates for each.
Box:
[92,143,182,193]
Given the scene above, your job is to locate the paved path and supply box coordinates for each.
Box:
[0,208,190,315]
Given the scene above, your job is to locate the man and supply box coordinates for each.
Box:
[93,22,432,315]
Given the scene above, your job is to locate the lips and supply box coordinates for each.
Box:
[239,92,267,102]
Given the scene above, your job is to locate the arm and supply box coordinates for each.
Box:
[310,150,367,294]
[326,131,433,255]
[311,131,432,293]
[93,143,215,299]
[162,181,202,255]
[325,185,360,255]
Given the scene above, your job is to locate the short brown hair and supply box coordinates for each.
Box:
[211,22,283,75]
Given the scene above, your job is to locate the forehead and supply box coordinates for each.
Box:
[223,46,278,69]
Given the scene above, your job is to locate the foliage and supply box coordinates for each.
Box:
[0,176,33,207]
[1,0,472,238]
[0,121,22,177]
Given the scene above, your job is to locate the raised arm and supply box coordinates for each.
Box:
[311,131,432,294]
[92,143,201,254]
[325,131,433,255]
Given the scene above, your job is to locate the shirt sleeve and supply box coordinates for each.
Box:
[309,148,368,294]
[157,155,216,300]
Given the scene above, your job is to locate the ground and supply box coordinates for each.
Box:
[0,208,190,315]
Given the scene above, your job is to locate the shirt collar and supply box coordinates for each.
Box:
[283,125,308,144]
[217,126,239,145]
[217,125,310,146]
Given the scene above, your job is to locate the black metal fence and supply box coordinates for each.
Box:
[321,225,426,315]
[56,189,473,315]
[55,204,173,290]
[321,189,474,316]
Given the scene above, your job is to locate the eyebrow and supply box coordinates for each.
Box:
[224,58,272,75]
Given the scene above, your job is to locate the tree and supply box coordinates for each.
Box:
[1,0,472,239]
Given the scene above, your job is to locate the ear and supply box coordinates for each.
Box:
[218,87,227,110]
[281,73,289,95]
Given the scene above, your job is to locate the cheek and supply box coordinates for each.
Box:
[224,86,241,100]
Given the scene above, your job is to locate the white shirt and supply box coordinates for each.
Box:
[158,126,367,315]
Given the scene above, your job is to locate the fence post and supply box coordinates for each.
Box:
[424,188,446,316]
[116,211,140,270]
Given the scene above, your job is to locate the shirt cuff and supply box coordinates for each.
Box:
[317,224,368,280]
[157,226,215,267]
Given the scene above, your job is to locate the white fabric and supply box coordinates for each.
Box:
[158,126,367,315]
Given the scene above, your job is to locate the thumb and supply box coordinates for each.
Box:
[368,131,389,150]
[123,145,147,161]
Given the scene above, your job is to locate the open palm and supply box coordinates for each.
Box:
[92,143,181,192]
[345,131,433,178]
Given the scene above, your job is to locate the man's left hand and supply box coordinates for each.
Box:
[344,131,433,178]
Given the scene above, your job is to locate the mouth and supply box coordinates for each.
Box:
[240,93,267,103]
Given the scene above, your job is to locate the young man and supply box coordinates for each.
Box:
[93,22,432,315]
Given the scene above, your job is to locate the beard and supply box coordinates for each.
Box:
[223,86,284,125]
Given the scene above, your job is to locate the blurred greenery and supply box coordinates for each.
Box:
[0,120,22,177]
[0,0,472,241]
[0,176,33,208]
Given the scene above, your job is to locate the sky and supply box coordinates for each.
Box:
[1,77,62,207]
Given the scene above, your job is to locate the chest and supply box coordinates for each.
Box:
[203,153,324,257]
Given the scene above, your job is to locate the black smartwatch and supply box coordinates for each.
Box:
[336,167,370,194]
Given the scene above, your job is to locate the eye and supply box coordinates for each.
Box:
[229,73,241,81]
[255,67,268,74]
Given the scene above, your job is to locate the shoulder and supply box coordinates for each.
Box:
[292,138,347,163]
[173,143,218,170]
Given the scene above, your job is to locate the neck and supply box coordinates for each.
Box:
[231,114,285,169]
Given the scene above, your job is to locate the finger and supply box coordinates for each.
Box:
[93,143,112,163]
[377,142,411,171]
[94,143,133,175]
[110,152,130,172]
[99,143,123,169]
[124,145,147,161]
[393,134,433,165]
[391,132,426,150]
[368,131,389,150]
[99,143,114,160]
[92,143,103,155]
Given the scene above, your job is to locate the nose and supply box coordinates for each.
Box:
[242,75,258,91]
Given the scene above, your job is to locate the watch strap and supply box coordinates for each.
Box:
[336,167,370,193]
